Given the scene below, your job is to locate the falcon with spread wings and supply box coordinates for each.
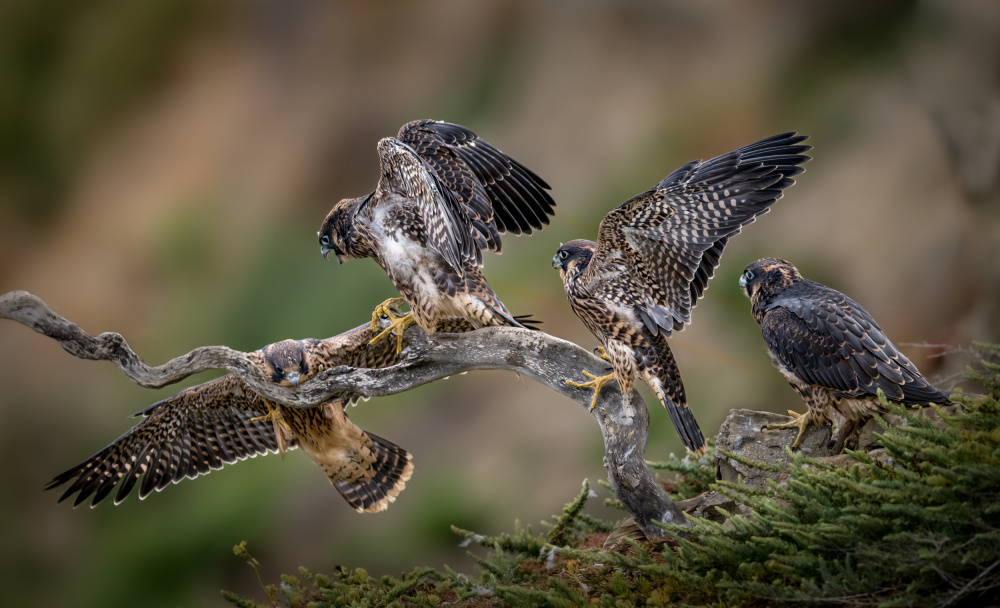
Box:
[739,257,952,452]
[46,332,413,513]
[553,133,810,454]
[318,120,555,352]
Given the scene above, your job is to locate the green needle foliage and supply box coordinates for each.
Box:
[224,347,1000,607]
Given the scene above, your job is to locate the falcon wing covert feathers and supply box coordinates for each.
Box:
[590,132,811,335]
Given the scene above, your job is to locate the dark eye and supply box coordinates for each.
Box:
[744,270,755,281]
[320,234,331,247]
[559,250,570,260]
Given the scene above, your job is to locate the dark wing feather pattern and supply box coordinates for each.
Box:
[375,136,479,272]
[590,133,811,335]
[763,282,950,404]
[398,120,555,252]
[45,375,282,508]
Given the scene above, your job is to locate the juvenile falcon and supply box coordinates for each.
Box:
[553,133,811,455]
[46,334,413,513]
[318,120,555,351]
[739,257,952,452]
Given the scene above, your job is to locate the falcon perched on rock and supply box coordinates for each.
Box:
[739,257,952,452]
[318,120,555,352]
[553,133,811,455]
[46,335,413,513]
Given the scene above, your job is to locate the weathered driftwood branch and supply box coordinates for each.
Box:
[0,289,688,537]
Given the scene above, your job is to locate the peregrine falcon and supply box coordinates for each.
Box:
[46,336,413,513]
[318,120,555,352]
[739,257,952,452]
[553,133,811,455]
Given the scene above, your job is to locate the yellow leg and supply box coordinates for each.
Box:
[764,409,812,449]
[567,370,617,411]
[250,403,293,457]
[250,404,292,432]
[369,297,416,355]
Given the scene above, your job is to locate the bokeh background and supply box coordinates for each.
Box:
[1,1,998,606]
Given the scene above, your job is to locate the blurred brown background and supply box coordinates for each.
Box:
[1,1,998,606]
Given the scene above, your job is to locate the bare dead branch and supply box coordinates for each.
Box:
[0,289,689,537]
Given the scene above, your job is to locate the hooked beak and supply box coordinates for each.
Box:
[286,371,301,386]
[320,247,344,264]
[738,274,748,293]
[551,253,562,270]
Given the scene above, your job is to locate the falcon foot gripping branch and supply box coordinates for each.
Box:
[2,121,958,542]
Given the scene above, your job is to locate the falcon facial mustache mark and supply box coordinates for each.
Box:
[554,133,811,456]
[318,120,556,355]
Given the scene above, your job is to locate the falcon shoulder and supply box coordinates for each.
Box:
[375,136,479,273]
[763,283,945,403]
[398,120,555,249]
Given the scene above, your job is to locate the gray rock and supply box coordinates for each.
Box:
[714,409,833,490]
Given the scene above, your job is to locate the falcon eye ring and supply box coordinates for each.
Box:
[744,270,755,280]
[320,235,331,247]
[559,250,569,260]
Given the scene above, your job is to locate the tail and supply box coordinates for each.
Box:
[512,313,542,330]
[331,432,414,513]
[461,265,540,330]
[642,348,707,456]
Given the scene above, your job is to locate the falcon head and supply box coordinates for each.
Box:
[262,340,310,387]
[318,196,368,263]
[552,239,596,281]
[739,257,802,302]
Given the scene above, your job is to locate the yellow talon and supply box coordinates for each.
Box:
[370,297,405,332]
[250,404,291,432]
[594,346,612,363]
[567,370,617,411]
[764,409,812,449]
[369,297,415,356]
[251,403,293,457]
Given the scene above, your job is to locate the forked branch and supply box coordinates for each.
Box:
[0,289,688,537]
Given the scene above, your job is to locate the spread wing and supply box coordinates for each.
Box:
[45,375,284,508]
[398,120,555,253]
[763,284,950,404]
[589,132,811,335]
[375,136,479,272]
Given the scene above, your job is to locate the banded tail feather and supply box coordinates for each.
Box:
[643,354,707,456]
[330,431,414,513]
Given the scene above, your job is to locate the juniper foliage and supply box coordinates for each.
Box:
[224,347,1000,607]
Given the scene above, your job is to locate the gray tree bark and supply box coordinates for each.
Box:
[0,289,688,538]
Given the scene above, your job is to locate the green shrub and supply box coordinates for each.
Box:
[224,346,1000,607]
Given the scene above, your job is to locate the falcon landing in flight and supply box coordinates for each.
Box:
[46,335,413,513]
[318,120,555,353]
[739,257,952,452]
[553,133,811,455]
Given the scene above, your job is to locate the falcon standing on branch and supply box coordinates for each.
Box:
[739,257,953,452]
[46,335,414,513]
[553,133,811,455]
[318,120,555,353]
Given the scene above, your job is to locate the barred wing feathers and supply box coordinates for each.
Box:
[589,132,811,335]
